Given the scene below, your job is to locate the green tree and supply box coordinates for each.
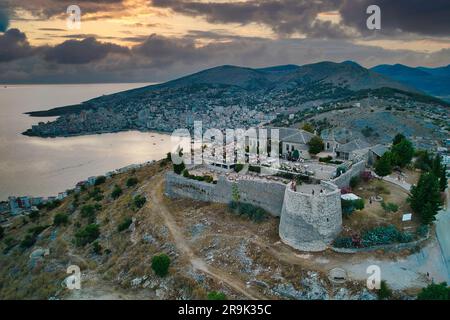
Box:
[75,224,100,247]
[391,138,414,167]
[133,195,146,209]
[117,217,132,232]
[392,133,406,145]
[126,177,138,187]
[377,280,393,300]
[308,136,324,155]
[207,291,227,300]
[111,185,122,199]
[302,123,314,133]
[292,149,300,160]
[53,213,69,226]
[151,253,170,277]
[432,155,448,191]
[409,172,442,225]
[375,152,392,177]
[414,150,432,171]
[94,176,106,186]
[417,282,450,300]
[92,241,102,255]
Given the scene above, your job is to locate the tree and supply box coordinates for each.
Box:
[308,136,324,155]
[151,253,170,277]
[375,152,392,177]
[292,149,300,160]
[392,133,406,145]
[126,177,138,187]
[94,176,106,186]
[409,172,442,225]
[414,150,432,171]
[75,224,100,247]
[391,138,414,167]
[417,282,449,300]
[432,154,448,192]
[117,217,132,232]
[302,123,314,133]
[133,195,146,209]
[53,213,69,226]
[0,225,4,239]
[207,291,227,300]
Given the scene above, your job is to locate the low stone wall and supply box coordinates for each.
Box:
[279,182,342,252]
[331,160,366,188]
[165,172,216,203]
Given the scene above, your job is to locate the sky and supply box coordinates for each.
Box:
[0,0,449,83]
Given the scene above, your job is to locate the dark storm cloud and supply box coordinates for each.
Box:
[151,0,347,38]
[44,37,129,64]
[0,29,35,62]
[340,0,450,37]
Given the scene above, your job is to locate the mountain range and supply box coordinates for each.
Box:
[371,64,450,101]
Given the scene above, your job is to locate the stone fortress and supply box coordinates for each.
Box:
[165,160,366,252]
[165,127,376,252]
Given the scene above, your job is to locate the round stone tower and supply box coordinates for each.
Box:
[279,181,342,252]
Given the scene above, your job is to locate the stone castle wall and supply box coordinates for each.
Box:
[165,172,286,216]
[331,160,366,188]
[279,181,342,251]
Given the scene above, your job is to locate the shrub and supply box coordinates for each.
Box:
[228,201,268,222]
[319,156,332,163]
[80,204,97,222]
[381,202,399,213]
[92,241,102,255]
[248,165,261,173]
[336,166,346,177]
[45,199,62,210]
[126,177,138,187]
[0,226,4,239]
[53,213,69,226]
[133,195,146,209]
[94,176,106,186]
[416,225,429,238]
[234,164,244,172]
[28,211,40,222]
[173,162,185,175]
[20,234,36,249]
[75,224,100,247]
[111,185,122,199]
[117,217,132,232]
[151,253,170,277]
[417,282,450,300]
[349,176,360,189]
[333,236,353,248]
[377,281,393,300]
[207,291,227,300]
[361,225,411,247]
[341,199,364,216]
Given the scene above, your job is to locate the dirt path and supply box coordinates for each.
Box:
[145,175,265,300]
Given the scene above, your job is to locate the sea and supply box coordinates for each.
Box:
[0,83,175,201]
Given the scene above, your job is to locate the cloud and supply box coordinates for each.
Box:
[340,0,450,37]
[44,37,129,64]
[0,29,35,62]
[151,0,348,38]
[0,28,449,84]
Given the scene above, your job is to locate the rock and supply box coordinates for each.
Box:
[131,277,143,287]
